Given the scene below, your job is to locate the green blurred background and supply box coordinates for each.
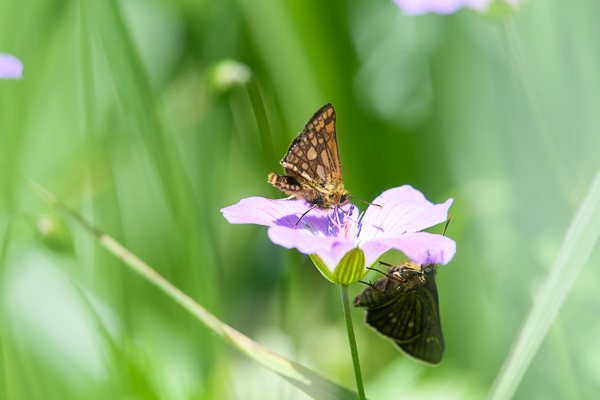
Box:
[1,0,599,398]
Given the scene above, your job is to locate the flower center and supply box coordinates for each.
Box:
[325,205,361,241]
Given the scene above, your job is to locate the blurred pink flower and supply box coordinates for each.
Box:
[0,53,22,79]
[392,0,505,15]
[221,186,455,276]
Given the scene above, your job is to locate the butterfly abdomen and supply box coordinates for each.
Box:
[268,173,301,193]
[268,173,322,204]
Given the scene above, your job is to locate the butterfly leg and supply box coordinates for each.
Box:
[366,266,387,275]
[359,280,378,290]
[295,204,318,226]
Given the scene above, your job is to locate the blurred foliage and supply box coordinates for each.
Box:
[1,0,599,399]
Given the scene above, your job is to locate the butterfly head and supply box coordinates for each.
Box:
[337,190,350,206]
[320,185,349,208]
[421,263,438,277]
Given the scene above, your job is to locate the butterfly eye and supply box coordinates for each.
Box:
[339,194,348,204]
[422,264,435,276]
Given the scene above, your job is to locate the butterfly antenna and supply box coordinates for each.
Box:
[348,195,382,208]
[377,261,394,268]
[295,204,317,226]
[367,266,387,275]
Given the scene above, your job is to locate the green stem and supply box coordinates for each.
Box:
[340,285,366,400]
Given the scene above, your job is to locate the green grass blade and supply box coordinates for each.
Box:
[27,179,359,400]
[489,170,600,400]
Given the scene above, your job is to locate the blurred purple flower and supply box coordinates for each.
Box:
[221,185,455,275]
[0,53,22,79]
[392,0,488,15]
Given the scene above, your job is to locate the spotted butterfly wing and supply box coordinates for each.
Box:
[281,104,342,186]
[354,264,445,364]
[268,104,349,208]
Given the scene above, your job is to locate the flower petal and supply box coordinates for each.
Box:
[359,241,389,268]
[361,232,456,266]
[0,53,23,79]
[393,0,488,15]
[267,226,355,272]
[358,185,452,242]
[221,197,330,227]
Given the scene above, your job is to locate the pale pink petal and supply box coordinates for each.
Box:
[268,226,355,272]
[359,241,389,268]
[361,232,456,266]
[0,53,22,79]
[221,197,330,228]
[393,0,488,15]
[359,186,452,242]
[221,185,456,277]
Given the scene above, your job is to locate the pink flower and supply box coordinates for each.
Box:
[221,186,455,283]
[393,0,508,15]
[0,53,22,79]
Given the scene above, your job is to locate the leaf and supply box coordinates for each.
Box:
[27,179,359,400]
[489,170,600,400]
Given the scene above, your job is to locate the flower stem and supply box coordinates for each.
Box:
[340,285,366,400]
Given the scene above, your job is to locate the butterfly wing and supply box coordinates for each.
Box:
[364,277,444,364]
[354,273,402,308]
[280,104,343,187]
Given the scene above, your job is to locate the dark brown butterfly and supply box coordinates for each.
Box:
[268,104,350,210]
[354,261,444,364]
